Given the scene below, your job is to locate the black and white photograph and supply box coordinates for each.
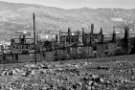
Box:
[0,0,135,90]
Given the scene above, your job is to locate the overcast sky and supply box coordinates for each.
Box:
[0,0,135,9]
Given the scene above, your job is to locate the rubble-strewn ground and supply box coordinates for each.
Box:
[0,56,135,90]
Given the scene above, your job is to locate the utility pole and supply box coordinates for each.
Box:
[33,13,37,63]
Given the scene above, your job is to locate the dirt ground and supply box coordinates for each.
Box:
[0,55,135,90]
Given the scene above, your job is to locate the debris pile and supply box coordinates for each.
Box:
[0,61,135,90]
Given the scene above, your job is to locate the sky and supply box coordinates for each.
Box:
[0,0,134,9]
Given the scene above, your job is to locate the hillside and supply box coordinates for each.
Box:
[0,1,135,40]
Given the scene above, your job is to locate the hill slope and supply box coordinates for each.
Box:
[0,1,135,40]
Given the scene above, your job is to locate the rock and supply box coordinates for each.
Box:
[8,70,14,76]
[24,70,31,77]
[30,70,36,75]
[1,71,8,76]
[38,64,49,69]
[100,78,104,83]
[24,64,39,69]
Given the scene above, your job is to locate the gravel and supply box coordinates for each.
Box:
[0,61,135,90]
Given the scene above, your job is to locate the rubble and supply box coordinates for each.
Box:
[0,61,135,90]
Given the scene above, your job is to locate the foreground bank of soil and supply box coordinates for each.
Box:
[0,59,135,90]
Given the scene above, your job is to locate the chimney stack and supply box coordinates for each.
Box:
[90,24,94,45]
[100,27,104,43]
[33,13,36,45]
[58,30,61,43]
[82,28,85,45]
[68,27,71,44]
[112,27,116,42]
[91,24,94,34]
[33,13,37,63]
[124,26,130,54]
[55,34,58,42]
[124,26,129,41]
